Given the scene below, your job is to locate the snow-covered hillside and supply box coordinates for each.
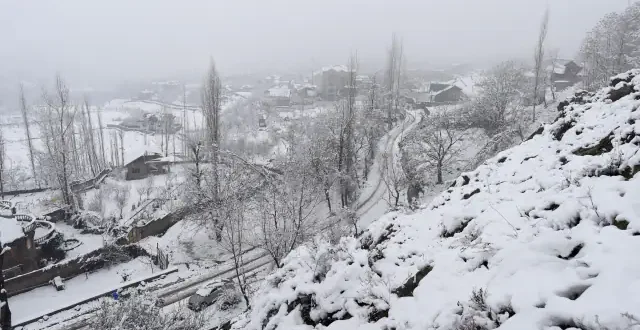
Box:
[230,70,640,330]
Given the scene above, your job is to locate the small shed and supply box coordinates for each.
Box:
[125,152,166,181]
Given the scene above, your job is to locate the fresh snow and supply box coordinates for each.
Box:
[0,217,26,244]
[230,70,640,330]
[11,256,161,325]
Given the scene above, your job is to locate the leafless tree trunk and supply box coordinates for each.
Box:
[41,74,78,209]
[380,151,406,208]
[409,110,467,185]
[256,128,321,268]
[547,48,560,101]
[0,130,5,199]
[113,183,131,219]
[119,129,125,166]
[385,33,403,130]
[201,58,222,216]
[96,106,106,167]
[532,8,549,122]
[19,85,39,188]
[340,54,358,208]
[84,97,100,172]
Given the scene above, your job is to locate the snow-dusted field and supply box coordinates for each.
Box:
[1,94,248,189]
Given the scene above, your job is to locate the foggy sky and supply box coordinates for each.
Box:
[0,0,633,87]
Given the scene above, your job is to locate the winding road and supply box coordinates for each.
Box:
[356,110,421,227]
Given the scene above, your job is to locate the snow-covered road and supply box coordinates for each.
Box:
[356,110,421,228]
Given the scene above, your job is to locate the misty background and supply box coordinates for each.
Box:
[0,0,633,95]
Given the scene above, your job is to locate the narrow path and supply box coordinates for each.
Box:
[356,110,421,227]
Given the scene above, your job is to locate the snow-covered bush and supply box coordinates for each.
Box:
[90,294,204,330]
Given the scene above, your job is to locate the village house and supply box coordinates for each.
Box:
[406,81,465,107]
[547,59,583,90]
[264,85,292,107]
[137,89,155,101]
[312,65,353,101]
[124,152,168,180]
[290,84,317,105]
[118,113,180,134]
[0,212,39,278]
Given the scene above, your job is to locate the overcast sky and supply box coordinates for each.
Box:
[0,0,633,87]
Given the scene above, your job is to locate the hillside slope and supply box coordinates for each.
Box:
[232,70,640,330]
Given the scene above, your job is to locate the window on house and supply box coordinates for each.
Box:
[131,168,141,174]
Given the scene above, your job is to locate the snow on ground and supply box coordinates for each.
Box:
[12,256,159,325]
[138,216,225,267]
[357,110,422,228]
[229,71,640,330]
[55,223,105,259]
[79,168,187,227]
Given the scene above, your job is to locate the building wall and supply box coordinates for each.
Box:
[5,245,148,296]
[316,70,349,101]
[126,160,151,181]
[3,231,39,278]
[126,209,187,244]
[433,87,463,103]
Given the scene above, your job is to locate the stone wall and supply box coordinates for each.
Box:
[125,208,188,244]
[5,244,147,296]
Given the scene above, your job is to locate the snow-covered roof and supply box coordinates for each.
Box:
[267,86,291,98]
[313,65,353,76]
[231,69,640,330]
[0,217,26,244]
[146,155,182,164]
[125,151,164,167]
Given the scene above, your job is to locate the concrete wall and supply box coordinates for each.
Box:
[70,168,111,193]
[3,231,39,276]
[5,245,147,296]
[126,208,188,244]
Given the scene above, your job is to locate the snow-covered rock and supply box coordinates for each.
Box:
[232,70,640,330]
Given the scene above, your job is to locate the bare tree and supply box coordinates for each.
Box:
[408,110,467,185]
[338,54,358,208]
[385,33,404,130]
[119,129,125,166]
[87,186,106,215]
[211,160,260,309]
[113,183,131,219]
[96,106,106,166]
[186,134,205,190]
[0,129,5,199]
[473,61,526,136]
[379,151,407,208]
[255,129,322,268]
[19,84,38,188]
[40,74,78,208]
[532,7,549,122]
[547,48,560,101]
[84,97,100,173]
[201,58,222,218]
[579,3,640,90]
[90,294,204,330]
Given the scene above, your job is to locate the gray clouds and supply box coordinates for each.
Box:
[0,0,632,86]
